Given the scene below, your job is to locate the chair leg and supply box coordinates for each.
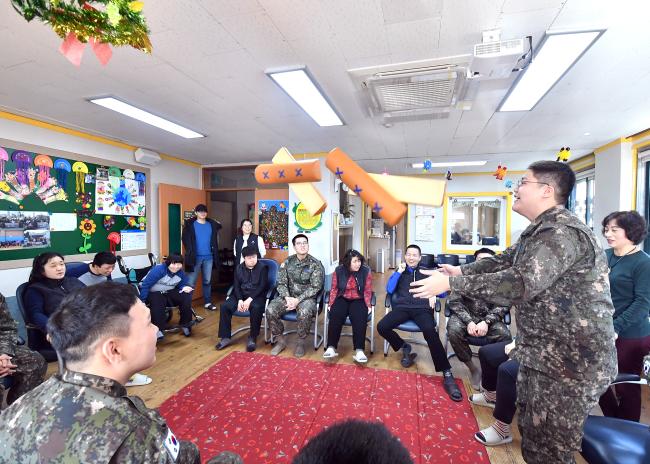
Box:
[383,339,389,357]
[323,311,328,349]
[370,310,375,354]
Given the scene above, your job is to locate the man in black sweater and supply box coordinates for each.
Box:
[216,246,269,352]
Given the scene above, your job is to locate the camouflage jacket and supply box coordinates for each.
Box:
[0,370,186,463]
[277,254,324,303]
[450,206,617,383]
[0,292,18,357]
[446,292,510,326]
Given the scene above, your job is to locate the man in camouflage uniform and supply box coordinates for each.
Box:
[446,248,512,389]
[0,291,47,405]
[410,161,617,464]
[0,282,241,464]
[267,233,324,357]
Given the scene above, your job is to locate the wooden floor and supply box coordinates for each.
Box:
[44,271,649,464]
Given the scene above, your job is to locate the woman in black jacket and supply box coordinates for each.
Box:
[233,218,266,264]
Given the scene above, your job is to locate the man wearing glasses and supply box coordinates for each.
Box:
[267,234,324,357]
[409,161,617,464]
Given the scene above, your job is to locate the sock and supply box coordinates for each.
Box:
[443,369,454,378]
[483,390,496,402]
[492,420,511,439]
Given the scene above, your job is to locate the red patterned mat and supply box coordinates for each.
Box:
[158,351,489,464]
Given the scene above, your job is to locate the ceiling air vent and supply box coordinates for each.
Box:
[348,55,474,124]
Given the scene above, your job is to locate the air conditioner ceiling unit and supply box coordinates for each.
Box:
[348,55,473,124]
[471,38,525,80]
[134,147,161,166]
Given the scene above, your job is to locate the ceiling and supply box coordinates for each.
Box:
[1,0,649,174]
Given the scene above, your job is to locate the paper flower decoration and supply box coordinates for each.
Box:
[78,218,96,253]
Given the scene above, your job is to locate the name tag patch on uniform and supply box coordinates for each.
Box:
[164,428,180,461]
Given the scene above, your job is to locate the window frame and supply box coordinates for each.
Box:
[636,147,650,253]
[568,168,595,229]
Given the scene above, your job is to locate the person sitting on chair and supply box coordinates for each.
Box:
[23,252,85,360]
[0,282,242,464]
[377,244,462,402]
[139,254,194,339]
[446,247,512,390]
[323,249,372,364]
[0,292,46,405]
[470,340,519,446]
[216,246,269,352]
[267,234,324,358]
[65,251,116,286]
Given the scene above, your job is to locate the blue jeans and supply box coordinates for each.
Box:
[187,256,213,304]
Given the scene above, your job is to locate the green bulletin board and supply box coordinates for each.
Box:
[0,143,148,262]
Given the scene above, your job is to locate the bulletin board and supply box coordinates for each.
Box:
[0,139,150,267]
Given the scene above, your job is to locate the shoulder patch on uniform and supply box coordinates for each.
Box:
[164,427,180,461]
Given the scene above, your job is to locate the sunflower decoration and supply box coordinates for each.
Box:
[78,218,96,253]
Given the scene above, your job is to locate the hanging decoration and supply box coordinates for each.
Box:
[72,161,89,193]
[493,164,508,181]
[78,218,96,253]
[11,150,32,190]
[10,0,152,67]
[135,172,146,196]
[122,168,134,179]
[504,180,514,191]
[76,192,92,209]
[103,215,115,230]
[33,154,53,187]
[446,170,453,181]
[54,158,72,190]
[107,231,121,254]
[0,148,8,180]
[556,147,571,162]
[422,159,432,172]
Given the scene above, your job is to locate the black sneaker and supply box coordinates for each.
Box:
[246,337,257,352]
[182,325,192,337]
[401,343,417,368]
[204,303,217,311]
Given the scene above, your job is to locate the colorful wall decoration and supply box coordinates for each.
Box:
[258,200,288,250]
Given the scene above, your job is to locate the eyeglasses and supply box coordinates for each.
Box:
[294,241,309,246]
[516,179,549,188]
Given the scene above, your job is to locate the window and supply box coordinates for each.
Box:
[636,148,650,253]
[445,194,509,252]
[568,170,595,228]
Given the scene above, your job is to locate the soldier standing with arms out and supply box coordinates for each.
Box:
[0,282,241,464]
[410,161,617,464]
[267,234,324,358]
[0,292,46,405]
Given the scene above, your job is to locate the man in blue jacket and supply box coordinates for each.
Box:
[377,244,462,402]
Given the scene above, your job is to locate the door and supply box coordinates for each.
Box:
[168,203,181,255]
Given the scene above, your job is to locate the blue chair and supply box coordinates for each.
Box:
[464,255,476,264]
[382,293,441,356]
[223,259,278,341]
[266,268,328,350]
[580,373,649,464]
[64,261,87,278]
[420,254,436,269]
[323,284,376,354]
[16,282,57,362]
[437,254,460,266]
[481,237,499,246]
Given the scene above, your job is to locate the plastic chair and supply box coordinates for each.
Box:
[15,282,57,362]
[420,254,436,269]
[382,293,441,356]
[323,286,376,354]
[225,259,278,341]
[436,254,460,266]
[464,255,476,264]
[580,373,650,464]
[266,268,328,350]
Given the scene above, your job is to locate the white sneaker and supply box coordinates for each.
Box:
[323,346,338,358]
[125,373,152,387]
[353,350,368,363]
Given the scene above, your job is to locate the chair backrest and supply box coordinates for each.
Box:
[481,237,498,246]
[147,252,158,266]
[116,255,130,276]
[464,255,476,264]
[64,262,87,278]
[15,282,30,326]
[420,254,435,269]
[259,258,279,298]
[437,254,460,266]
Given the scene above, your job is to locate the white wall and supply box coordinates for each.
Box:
[406,174,530,256]
[288,158,339,275]
[0,118,201,296]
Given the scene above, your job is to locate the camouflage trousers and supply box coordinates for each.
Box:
[180,441,242,464]
[4,345,47,405]
[517,365,610,464]
[446,314,511,362]
[266,297,317,339]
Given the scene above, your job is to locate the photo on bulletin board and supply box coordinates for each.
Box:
[258,200,288,250]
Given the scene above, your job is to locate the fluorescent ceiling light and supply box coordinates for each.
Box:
[266,68,344,127]
[499,29,605,112]
[89,97,204,138]
[411,161,487,168]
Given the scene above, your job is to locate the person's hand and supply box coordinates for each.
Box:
[237,300,245,311]
[467,321,478,336]
[439,264,462,277]
[476,321,488,337]
[397,262,406,273]
[428,296,436,309]
[285,296,299,310]
[180,286,193,293]
[0,354,17,377]
[504,339,516,356]
[242,298,252,311]
[409,270,450,299]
